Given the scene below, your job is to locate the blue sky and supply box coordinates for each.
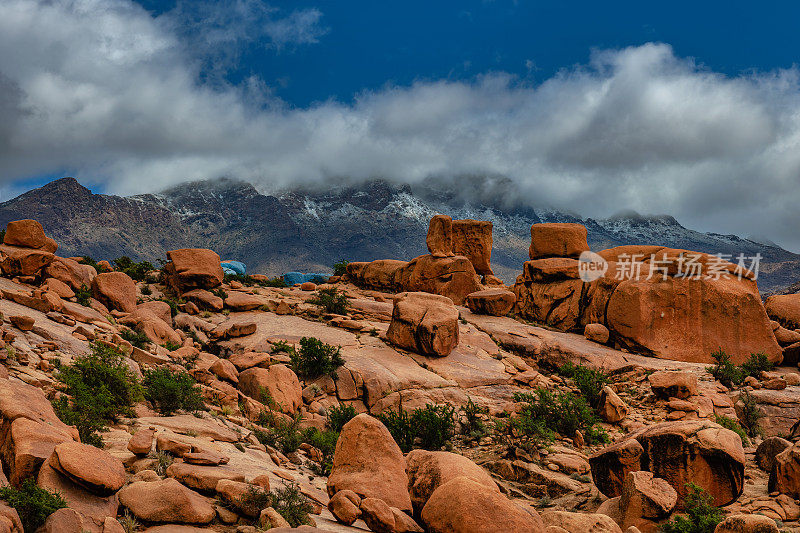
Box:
[135,0,799,107]
[3,0,800,248]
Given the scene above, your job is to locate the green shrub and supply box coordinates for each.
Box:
[254,413,304,454]
[326,404,357,432]
[75,284,93,307]
[261,276,288,288]
[714,415,749,446]
[234,483,273,518]
[333,260,350,277]
[120,327,149,349]
[290,337,345,379]
[212,287,228,300]
[513,388,607,444]
[461,397,488,438]
[150,450,174,476]
[270,481,314,527]
[53,342,142,446]
[707,349,744,388]
[378,404,456,452]
[740,352,774,379]
[557,362,609,408]
[158,297,182,317]
[707,350,775,389]
[113,256,155,282]
[412,404,456,450]
[142,367,204,415]
[0,479,67,532]
[495,410,554,452]
[270,340,293,354]
[162,340,181,352]
[378,406,416,453]
[660,483,723,533]
[301,427,340,475]
[309,287,349,315]
[79,256,103,271]
[738,390,763,438]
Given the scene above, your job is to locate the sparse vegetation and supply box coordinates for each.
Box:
[290,336,345,379]
[113,256,155,282]
[270,481,315,527]
[0,479,68,533]
[332,259,350,277]
[512,388,608,445]
[118,510,139,533]
[52,342,141,446]
[309,286,349,315]
[326,404,357,432]
[120,327,149,349]
[660,483,722,533]
[461,397,488,439]
[738,389,763,438]
[714,414,750,445]
[142,367,204,415]
[212,287,228,300]
[707,349,775,388]
[557,362,609,408]
[151,450,174,476]
[161,340,181,352]
[75,284,93,307]
[253,412,304,454]
[270,340,293,354]
[378,404,456,453]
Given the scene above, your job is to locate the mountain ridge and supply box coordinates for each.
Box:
[1,176,798,293]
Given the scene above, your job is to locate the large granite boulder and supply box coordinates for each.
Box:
[163,248,224,294]
[386,292,459,356]
[590,421,745,507]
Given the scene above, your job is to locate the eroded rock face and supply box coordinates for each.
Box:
[765,294,800,329]
[452,219,493,276]
[91,272,137,313]
[427,215,454,258]
[395,255,482,306]
[49,442,125,496]
[421,476,545,533]
[117,478,215,524]
[4,220,55,250]
[590,421,745,507]
[386,292,459,357]
[514,237,782,365]
[715,514,779,533]
[327,414,412,512]
[163,248,224,294]
[529,223,589,260]
[465,289,515,316]
[238,364,301,414]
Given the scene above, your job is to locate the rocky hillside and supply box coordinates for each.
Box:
[0,176,798,292]
[0,218,798,532]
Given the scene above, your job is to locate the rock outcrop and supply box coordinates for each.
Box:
[386,292,460,356]
[514,225,782,364]
[163,248,224,294]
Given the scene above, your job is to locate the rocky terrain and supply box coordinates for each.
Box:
[0,214,799,532]
[1,177,799,292]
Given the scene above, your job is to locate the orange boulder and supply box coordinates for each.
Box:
[163,248,224,294]
[452,219,493,276]
[386,292,459,356]
[426,215,454,257]
[529,222,589,259]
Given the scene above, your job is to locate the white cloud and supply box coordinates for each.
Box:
[1,0,800,248]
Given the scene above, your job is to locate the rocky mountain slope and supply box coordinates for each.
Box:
[1,176,797,292]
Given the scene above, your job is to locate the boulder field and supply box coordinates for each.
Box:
[0,217,795,533]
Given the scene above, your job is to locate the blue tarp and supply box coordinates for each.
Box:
[283,271,329,286]
[221,260,246,275]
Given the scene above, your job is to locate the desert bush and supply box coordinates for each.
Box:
[707,349,744,388]
[142,367,204,415]
[301,427,340,475]
[120,327,149,349]
[514,388,608,444]
[161,340,181,352]
[740,352,774,378]
[290,337,344,379]
[270,481,315,527]
[461,397,488,438]
[738,390,763,438]
[660,483,722,533]
[378,404,456,452]
[0,479,67,532]
[309,286,349,315]
[157,296,183,317]
[254,412,304,454]
[412,404,456,450]
[495,412,554,452]
[333,260,350,277]
[74,284,92,307]
[118,510,139,533]
[378,406,416,453]
[53,342,141,446]
[270,340,293,354]
[557,362,609,408]
[113,256,155,282]
[212,287,228,300]
[326,404,357,432]
[714,415,750,446]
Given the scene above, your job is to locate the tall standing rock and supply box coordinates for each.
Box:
[452,219,493,276]
[426,215,454,257]
[327,414,412,512]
